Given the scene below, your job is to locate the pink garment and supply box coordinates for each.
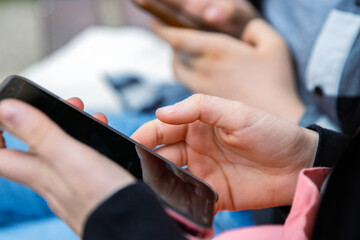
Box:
[213,168,331,240]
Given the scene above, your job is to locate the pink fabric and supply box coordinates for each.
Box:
[213,168,331,240]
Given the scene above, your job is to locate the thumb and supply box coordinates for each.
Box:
[242,19,285,49]
[0,99,71,158]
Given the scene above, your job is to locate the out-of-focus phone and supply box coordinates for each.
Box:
[132,0,239,37]
[0,75,217,239]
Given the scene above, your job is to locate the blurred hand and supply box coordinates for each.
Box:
[0,99,135,236]
[132,94,318,211]
[153,19,305,123]
[155,0,258,36]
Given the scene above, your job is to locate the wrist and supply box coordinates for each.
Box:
[272,126,319,207]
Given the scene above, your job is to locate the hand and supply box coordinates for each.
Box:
[0,99,135,236]
[132,94,318,211]
[155,0,258,36]
[153,19,305,123]
[0,97,108,148]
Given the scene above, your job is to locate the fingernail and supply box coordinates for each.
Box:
[204,6,225,21]
[157,105,176,114]
[0,101,17,126]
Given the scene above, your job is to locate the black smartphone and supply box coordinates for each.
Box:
[0,75,217,239]
[131,0,240,37]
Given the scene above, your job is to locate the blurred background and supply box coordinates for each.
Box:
[0,1,272,238]
[0,0,153,81]
[0,0,176,113]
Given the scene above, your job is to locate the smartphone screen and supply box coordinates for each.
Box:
[0,76,217,238]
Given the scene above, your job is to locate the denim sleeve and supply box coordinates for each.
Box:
[299,105,341,133]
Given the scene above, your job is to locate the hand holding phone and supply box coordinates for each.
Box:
[131,0,248,37]
[0,75,217,239]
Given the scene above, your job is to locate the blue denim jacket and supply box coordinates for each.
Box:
[263,0,360,134]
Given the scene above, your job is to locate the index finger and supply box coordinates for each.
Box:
[156,94,255,131]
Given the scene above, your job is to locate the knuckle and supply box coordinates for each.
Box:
[269,35,287,49]
[169,35,185,49]
[191,93,208,105]
[25,121,54,151]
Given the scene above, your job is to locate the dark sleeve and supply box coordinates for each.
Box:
[307,125,352,168]
[83,182,187,240]
[277,125,352,221]
[311,126,360,239]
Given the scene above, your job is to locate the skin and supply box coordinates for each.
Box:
[153,19,305,123]
[155,0,258,36]
[133,94,318,211]
[148,0,305,123]
[0,98,135,236]
[0,95,318,236]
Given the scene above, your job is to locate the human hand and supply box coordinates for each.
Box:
[153,19,305,123]
[0,99,135,236]
[0,97,108,148]
[132,94,318,212]
[152,0,258,36]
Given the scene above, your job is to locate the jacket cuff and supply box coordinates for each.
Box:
[307,125,351,168]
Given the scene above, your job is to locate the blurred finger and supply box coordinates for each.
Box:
[92,113,108,125]
[0,99,72,158]
[0,149,41,188]
[242,19,285,50]
[203,1,238,24]
[173,53,210,93]
[66,97,84,110]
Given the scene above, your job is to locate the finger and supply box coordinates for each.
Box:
[156,94,252,131]
[173,53,202,90]
[157,0,235,27]
[154,142,187,167]
[203,1,238,24]
[66,97,84,110]
[0,149,42,187]
[0,99,71,157]
[173,53,216,94]
[92,113,108,125]
[131,119,188,150]
[242,19,285,50]
[152,21,217,54]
